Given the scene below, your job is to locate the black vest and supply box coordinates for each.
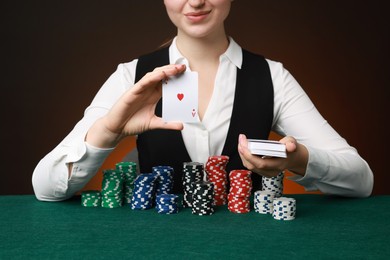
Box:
[135,47,274,193]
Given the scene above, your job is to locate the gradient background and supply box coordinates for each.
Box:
[1,0,388,195]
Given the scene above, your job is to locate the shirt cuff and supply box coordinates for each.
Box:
[65,142,114,196]
[287,146,329,192]
[70,142,114,176]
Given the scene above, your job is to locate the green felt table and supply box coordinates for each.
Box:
[0,194,389,260]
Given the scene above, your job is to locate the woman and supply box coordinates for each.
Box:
[32,0,373,201]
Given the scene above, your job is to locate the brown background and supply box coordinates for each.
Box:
[1,0,388,195]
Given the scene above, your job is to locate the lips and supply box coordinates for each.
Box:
[185,10,212,22]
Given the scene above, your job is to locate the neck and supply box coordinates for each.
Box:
[176,31,229,64]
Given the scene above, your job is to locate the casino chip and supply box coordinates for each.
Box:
[272,197,296,220]
[156,194,179,214]
[191,181,215,216]
[101,169,124,208]
[81,190,102,207]
[116,161,137,204]
[205,155,229,206]
[182,162,204,208]
[228,170,252,214]
[253,190,297,220]
[130,173,158,210]
[262,171,284,198]
[254,190,275,214]
[153,166,174,195]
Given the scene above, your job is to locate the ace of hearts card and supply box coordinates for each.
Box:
[162,70,198,123]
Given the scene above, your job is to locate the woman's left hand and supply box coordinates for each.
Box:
[237,134,309,178]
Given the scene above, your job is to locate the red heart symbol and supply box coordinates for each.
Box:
[177,93,184,101]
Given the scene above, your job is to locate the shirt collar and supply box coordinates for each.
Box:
[169,36,243,69]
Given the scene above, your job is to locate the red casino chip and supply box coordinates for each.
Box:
[205,155,230,206]
[227,170,252,214]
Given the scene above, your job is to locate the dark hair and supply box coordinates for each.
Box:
[158,37,174,49]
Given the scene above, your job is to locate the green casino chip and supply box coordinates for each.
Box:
[81,190,102,207]
[116,162,138,204]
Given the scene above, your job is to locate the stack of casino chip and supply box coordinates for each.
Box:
[191,181,215,216]
[155,194,179,214]
[182,162,204,208]
[272,197,296,220]
[81,190,102,207]
[101,169,124,208]
[205,155,229,206]
[262,171,284,197]
[228,170,252,213]
[153,166,174,195]
[131,173,158,210]
[116,161,137,204]
[254,190,275,214]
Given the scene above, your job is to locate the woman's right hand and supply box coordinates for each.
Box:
[85,64,187,148]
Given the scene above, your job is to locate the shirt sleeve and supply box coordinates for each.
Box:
[268,60,374,197]
[32,61,138,201]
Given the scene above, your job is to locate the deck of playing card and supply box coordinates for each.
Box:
[247,139,287,158]
[162,70,198,123]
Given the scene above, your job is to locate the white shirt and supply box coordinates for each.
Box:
[32,37,373,201]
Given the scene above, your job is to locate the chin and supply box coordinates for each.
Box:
[181,26,220,39]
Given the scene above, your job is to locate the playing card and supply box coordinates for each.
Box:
[162,70,198,122]
[247,139,287,158]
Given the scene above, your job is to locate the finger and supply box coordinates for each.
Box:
[279,136,297,153]
[162,70,168,84]
[153,63,186,72]
[285,141,297,153]
[153,64,186,81]
[159,64,186,82]
[238,134,257,169]
[154,65,183,84]
[238,134,258,162]
[133,64,186,94]
[150,117,184,131]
